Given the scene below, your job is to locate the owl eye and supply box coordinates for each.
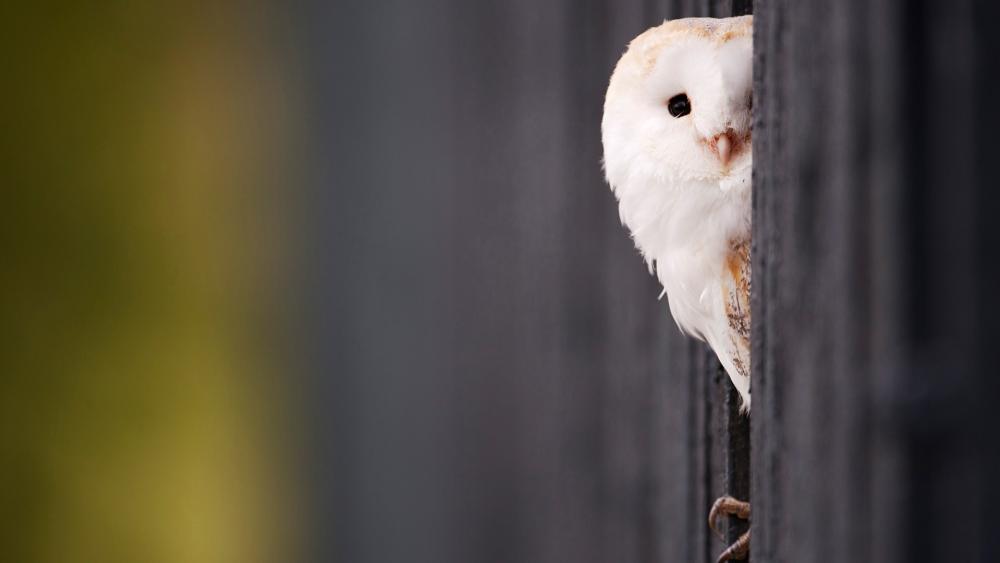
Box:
[667,93,691,118]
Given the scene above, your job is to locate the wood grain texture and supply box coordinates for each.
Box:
[752,1,1000,561]
[752,1,882,560]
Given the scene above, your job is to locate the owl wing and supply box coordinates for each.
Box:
[714,238,751,407]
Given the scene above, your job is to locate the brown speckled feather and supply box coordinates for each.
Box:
[722,238,751,382]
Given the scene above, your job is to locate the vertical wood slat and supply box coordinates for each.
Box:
[752,0,883,560]
[749,3,782,560]
[752,1,1000,562]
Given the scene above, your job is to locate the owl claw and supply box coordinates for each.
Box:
[708,495,750,561]
[716,530,750,563]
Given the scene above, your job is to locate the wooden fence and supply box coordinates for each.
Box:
[310,0,1000,561]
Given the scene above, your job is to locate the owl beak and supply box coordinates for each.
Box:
[715,133,733,166]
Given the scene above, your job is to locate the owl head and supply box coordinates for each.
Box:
[602,17,753,212]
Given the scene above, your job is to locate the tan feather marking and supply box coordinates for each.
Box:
[723,238,751,378]
[630,17,753,75]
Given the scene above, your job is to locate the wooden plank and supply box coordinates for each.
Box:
[752,0,877,560]
[752,0,1000,561]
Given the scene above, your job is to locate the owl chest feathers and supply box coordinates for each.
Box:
[616,173,753,406]
[618,175,749,333]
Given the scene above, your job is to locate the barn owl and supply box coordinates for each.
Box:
[601,16,753,562]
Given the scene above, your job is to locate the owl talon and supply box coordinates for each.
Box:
[708,495,750,560]
[716,530,750,563]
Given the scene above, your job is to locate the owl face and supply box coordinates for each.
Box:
[601,18,755,409]
[603,18,752,193]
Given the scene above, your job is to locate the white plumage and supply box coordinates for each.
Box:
[602,16,754,409]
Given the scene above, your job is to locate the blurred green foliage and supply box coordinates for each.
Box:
[3,4,301,562]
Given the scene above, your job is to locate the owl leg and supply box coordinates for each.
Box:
[708,495,750,562]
